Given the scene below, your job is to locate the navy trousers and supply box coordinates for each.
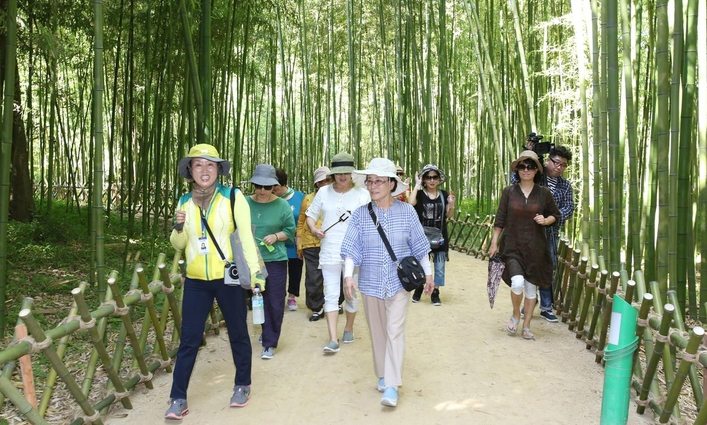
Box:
[261,261,288,349]
[170,278,251,400]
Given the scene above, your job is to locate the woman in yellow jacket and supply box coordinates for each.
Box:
[165,144,264,420]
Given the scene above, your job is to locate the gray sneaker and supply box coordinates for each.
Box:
[230,385,251,407]
[261,347,275,359]
[322,340,340,353]
[342,330,354,343]
[165,398,189,420]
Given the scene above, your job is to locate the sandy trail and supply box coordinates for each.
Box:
[105,250,653,425]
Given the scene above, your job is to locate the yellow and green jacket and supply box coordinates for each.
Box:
[170,184,261,283]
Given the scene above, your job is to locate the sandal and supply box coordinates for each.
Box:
[505,316,519,336]
[521,328,535,340]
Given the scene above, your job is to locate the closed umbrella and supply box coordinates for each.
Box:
[487,254,505,308]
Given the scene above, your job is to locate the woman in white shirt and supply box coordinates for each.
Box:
[306,152,370,354]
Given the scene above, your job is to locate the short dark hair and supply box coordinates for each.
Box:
[549,145,572,162]
[275,168,288,186]
[390,178,398,193]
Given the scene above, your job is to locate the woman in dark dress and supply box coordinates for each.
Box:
[489,150,560,340]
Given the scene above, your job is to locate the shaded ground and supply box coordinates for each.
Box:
[105,251,654,425]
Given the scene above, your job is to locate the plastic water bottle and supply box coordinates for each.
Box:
[252,288,265,325]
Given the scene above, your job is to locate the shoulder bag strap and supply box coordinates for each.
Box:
[367,202,398,263]
[230,187,237,229]
[199,206,228,264]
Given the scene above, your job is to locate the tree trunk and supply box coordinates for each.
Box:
[9,69,33,222]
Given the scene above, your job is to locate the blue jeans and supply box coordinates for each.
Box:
[433,251,446,286]
[170,278,251,400]
[541,228,560,313]
[261,261,288,349]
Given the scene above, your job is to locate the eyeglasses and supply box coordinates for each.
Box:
[517,164,538,171]
[549,157,569,168]
[396,172,405,177]
[254,184,274,190]
[365,178,390,187]
[424,175,440,181]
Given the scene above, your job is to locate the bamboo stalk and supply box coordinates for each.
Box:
[106,274,153,389]
[637,303,675,414]
[595,271,620,363]
[14,322,36,408]
[575,264,599,340]
[667,290,703,405]
[586,270,608,350]
[561,248,581,322]
[136,267,171,371]
[19,309,104,425]
[71,287,132,409]
[0,375,49,425]
[568,256,589,330]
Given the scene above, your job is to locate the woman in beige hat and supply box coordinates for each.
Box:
[488,150,560,340]
[296,167,333,321]
[305,152,370,353]
[167,144,264,418]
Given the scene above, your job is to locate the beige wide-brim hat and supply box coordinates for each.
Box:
[177,144,231,179]
[328,152,356,174]
[511,150,543,173]
[352,158,408,197]
[313,166,331,185]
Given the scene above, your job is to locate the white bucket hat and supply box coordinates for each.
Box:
[352,158,408,197]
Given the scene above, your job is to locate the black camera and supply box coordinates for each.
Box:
[526,132,554,156]
[224,263,240,286]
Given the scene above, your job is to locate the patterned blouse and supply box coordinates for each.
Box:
[340,200,430,299]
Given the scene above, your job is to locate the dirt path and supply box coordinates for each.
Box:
[105,251,654,425]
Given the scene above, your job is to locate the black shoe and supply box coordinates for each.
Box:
[411,287,423,303]
[431,288,441,306]
[309,308,324,322]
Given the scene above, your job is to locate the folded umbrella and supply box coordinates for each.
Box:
[487,254,505,309]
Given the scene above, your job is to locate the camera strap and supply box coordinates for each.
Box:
[199,207,229,265]
[367,203,398,263]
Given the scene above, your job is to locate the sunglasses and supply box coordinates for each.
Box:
[424,175,440,181]
[396,172,405,177]
[254,184,274,190]
[517,164,538,171]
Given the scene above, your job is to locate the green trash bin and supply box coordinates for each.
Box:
[600,295,638,425]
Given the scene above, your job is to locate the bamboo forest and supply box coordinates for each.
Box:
[0,0,706,423]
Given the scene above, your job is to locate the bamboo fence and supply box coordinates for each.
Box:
[1,218,706,423]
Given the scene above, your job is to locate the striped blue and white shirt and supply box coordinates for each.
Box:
[340,201,430,299]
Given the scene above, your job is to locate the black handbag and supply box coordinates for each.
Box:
[367,203,426,292]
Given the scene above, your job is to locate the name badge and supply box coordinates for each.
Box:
[198,236,210,255]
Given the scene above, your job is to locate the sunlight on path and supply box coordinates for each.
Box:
[106,251,654,425]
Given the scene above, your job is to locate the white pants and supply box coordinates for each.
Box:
[321,263,358,313]
[510,275,538,299]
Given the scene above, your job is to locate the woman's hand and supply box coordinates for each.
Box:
[414,173,423,190]
[263,233,279,245]
[423,276,435,295]
[343,276,357,300]
[311,227,325,239]
[174,210,186,232]
[534,214,548,226]
[488,242,498,258]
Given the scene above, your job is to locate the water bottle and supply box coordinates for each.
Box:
[252,288,265,325]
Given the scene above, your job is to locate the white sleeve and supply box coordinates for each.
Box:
[419,255,432,275]
[344,257,355,278]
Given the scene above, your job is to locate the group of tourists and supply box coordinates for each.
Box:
[163,136,573,419]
